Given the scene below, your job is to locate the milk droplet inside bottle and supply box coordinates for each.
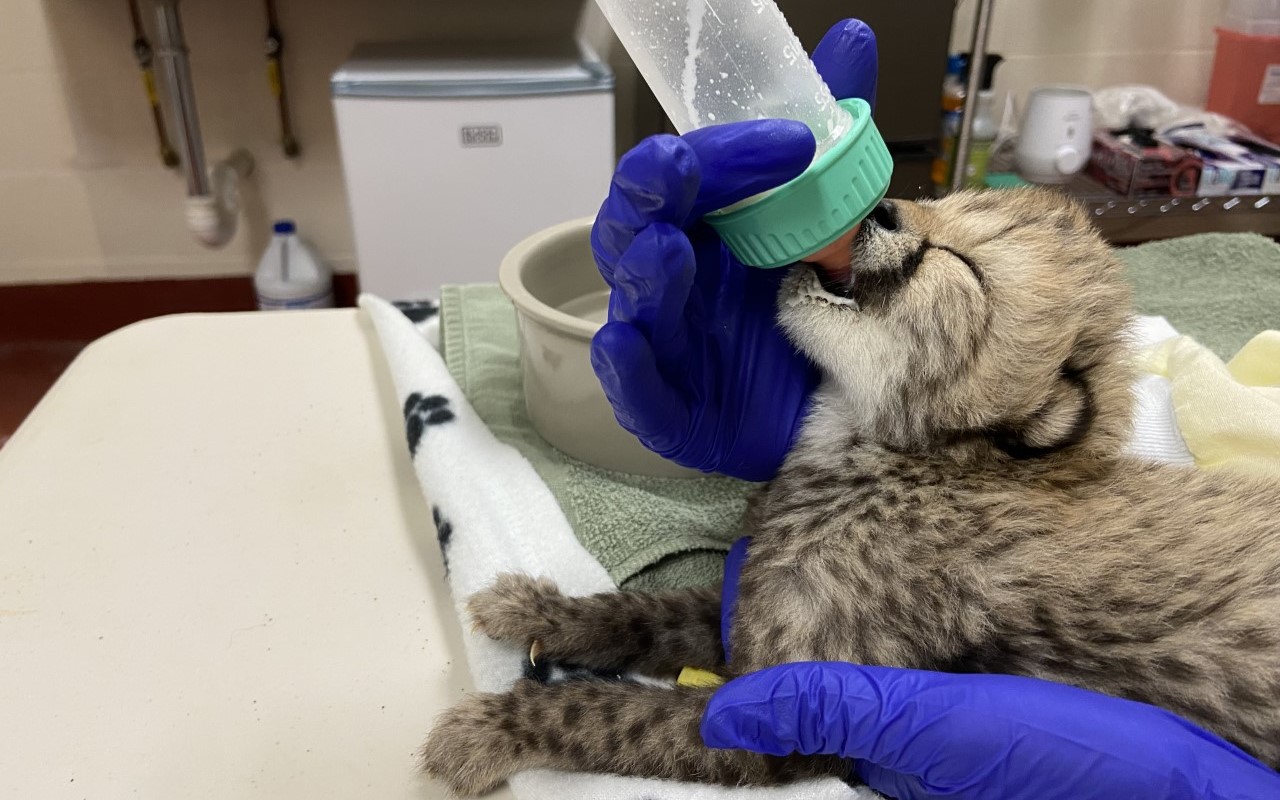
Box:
[592,0,854,162]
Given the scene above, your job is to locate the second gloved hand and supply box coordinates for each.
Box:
[706,539,1280,800]
[589,19,878,481]
[701,661,1280,800]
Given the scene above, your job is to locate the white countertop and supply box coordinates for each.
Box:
[0,309,511,799]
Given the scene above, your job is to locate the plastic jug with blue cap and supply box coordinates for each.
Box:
[254,219,335,310]
[592,0,893,268]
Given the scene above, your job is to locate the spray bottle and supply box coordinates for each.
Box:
[592,0,893,270]
[964,53,1003,189]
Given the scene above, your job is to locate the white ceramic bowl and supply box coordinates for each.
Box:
[498,217,700,478]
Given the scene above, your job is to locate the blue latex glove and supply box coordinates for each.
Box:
[708,539,1280,800]
[589,19,878,481]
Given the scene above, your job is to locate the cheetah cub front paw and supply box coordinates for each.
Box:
[421,691,520,796]
[467,573,566,646]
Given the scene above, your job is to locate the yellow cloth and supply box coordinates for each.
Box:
[1145,331,1280,477]
[676,667,726,688]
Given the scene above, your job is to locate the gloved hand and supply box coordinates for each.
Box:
[702,663,1280,800]
[589,19,878,481]
[707,540,1280,800]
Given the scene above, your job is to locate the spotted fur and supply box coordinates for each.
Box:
[422,188,1280,794]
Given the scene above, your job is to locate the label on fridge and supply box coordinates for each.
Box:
[460,124,503,147]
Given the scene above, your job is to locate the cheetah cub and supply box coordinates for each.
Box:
[422,188,1280,795]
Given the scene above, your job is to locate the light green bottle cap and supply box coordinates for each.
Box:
[705,98,893,269]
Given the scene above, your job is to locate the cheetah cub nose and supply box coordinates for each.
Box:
[867,200,899,232]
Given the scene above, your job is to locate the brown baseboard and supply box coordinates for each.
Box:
[0,273,359,343]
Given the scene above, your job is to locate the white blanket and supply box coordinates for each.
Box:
[362,294,1192,799]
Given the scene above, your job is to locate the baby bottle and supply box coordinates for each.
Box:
[593,0,893,268]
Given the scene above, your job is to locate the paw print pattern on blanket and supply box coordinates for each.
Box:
[432,505,454,575]
[403,393,454,457]
[392,299,439,323]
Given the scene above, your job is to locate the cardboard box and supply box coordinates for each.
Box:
[1197,156,1267,195]
[1086,130,1202,197]
[1162,126,1271,196]
[1227,131,1280,194]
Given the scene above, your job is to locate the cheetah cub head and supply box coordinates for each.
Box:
[778,187,1134,459]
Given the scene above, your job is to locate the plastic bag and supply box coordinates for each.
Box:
[1093,85,1248,137]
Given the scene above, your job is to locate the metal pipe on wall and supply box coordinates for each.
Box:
[153,0,210,197]
[150,0,252,248]
[950,0,996,193]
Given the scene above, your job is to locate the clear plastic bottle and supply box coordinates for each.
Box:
[593,0,852,162]
[964,90,998,189]
[593,0,891,269]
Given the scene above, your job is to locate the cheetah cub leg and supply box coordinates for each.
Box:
[421,679,845,796]
[467,573,725,678]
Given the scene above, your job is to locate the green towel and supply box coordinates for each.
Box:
[1121,232,1280,359]
[440,284,752,591]
[440,233,1280,591]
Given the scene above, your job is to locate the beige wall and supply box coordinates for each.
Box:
[0,0,1235,285]
[951,0,1229,108]
[2,0,583,285]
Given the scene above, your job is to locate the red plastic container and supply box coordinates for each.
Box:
[1207,27,1280,143]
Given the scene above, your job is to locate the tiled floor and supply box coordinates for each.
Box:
[0,341,85,448]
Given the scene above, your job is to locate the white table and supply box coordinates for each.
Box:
[0,310,512,799]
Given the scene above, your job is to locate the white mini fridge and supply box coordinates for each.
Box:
[332,40,615,300]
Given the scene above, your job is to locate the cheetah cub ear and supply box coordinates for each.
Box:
[990,365,1095,459]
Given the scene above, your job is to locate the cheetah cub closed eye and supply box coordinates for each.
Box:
[422,187,1280,795]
